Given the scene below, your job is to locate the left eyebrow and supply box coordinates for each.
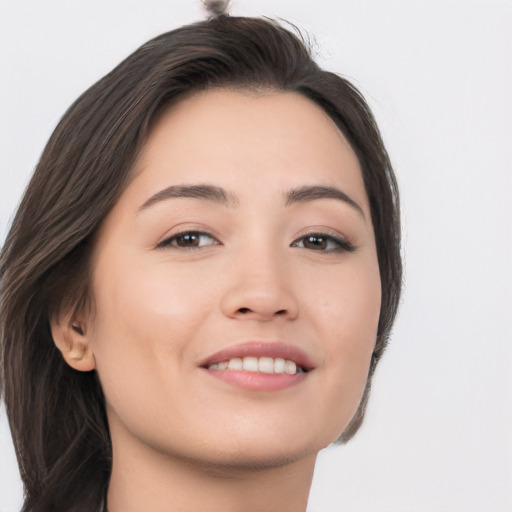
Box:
[284,185,365,218]
[138,183,239,212]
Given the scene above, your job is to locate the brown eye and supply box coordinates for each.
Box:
[291,233,355,253]
[157,231,219,249]
[175,233,201,247]
[302,235,328,250]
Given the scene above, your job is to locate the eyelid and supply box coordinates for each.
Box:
[156,230,220,250]
[154,225,355,252]
[290,230,356,253]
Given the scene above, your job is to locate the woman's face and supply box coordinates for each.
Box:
[88,89,381,468]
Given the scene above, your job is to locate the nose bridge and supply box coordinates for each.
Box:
[220,234,299,321]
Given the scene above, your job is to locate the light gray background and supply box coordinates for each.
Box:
[1,1,511,511]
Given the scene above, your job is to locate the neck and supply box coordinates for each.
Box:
[106,424,317,512]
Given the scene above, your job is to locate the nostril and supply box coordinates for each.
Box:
[236,307,288,316]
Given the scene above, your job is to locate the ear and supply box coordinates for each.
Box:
[50,309,96,372]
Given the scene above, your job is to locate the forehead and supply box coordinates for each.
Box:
[124,88,368,213]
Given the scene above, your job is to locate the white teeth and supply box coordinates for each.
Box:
[218,361,229,370]
[285,360,297,375]
[243,357,259,372]
[228,357,243,370]
[208,356,304,375]
[258,357,274,373]
[274,358,286,374]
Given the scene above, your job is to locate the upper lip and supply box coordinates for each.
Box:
[199,341,315,371]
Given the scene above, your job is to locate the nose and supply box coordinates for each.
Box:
[220,250,299,322]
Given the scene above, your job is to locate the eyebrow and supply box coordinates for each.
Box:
[138,184,239,211]
[285,185,364,217]
[138,183,364,218]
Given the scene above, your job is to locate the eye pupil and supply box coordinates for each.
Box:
[177,233,199,247]
[304,235,327,250]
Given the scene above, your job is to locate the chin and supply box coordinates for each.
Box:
[182,444,318,476]
[182,426,335,474]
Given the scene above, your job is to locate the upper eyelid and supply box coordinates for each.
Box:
[156,230,220,248]
[291,227,353,244]
[291,232,355,250]
[155,228,355,249]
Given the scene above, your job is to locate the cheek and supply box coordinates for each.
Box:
[333,264,381,371]
[308,254,381,351]
[92,251,213,341]
[88,251,217,399]
[304,257,381,438]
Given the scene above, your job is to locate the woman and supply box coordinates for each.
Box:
[0,3,401,511]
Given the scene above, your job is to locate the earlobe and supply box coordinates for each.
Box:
[50,312,96,372]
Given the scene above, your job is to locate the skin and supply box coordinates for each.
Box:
[52,89,381,511]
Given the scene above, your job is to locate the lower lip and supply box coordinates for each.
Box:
[203,369,308,391]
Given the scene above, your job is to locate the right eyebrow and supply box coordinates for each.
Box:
[138,183,239,212]
[285,185,365,219]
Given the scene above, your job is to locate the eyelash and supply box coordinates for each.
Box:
[290,232,355,253]
[157,230,355,253]
[156,231,219,250]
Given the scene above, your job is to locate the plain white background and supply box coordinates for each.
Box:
[1,1,511,511]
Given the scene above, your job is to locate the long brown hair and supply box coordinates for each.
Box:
[0,15,402,512]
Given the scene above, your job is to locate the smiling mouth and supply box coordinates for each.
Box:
[199,341,314,391]
[207,356,306,375]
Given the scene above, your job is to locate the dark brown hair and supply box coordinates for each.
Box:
[0,15,401,512]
